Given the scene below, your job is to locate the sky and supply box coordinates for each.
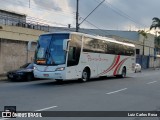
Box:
[0,0,159,33]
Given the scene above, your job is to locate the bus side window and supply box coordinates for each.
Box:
[67,46,77,67]
[68,46,76,61]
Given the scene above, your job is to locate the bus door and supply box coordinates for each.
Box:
[66,46,79,79]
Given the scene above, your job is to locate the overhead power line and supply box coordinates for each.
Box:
[28,0,75,16]
[3,0,75,27]
[76,0,105,32]
[79,0,105,26]
[2,0,148,31]
[27,16,68,27]
[4,0,75,17]
[79,16,113,35]
[103,0,148,28]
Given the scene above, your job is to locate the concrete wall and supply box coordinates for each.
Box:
[0,39,35,74]
[154,57,160,68]
[149,57,154,68]
[0,39,38,75]
[139,33,160,68]
[0,24,45,75]
[139,33,155,56]
[155,58,160,67]
[0,24,44,41]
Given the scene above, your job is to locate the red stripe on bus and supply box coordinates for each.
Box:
[98,55,118,76]
[113,57,128,75]
[99,55,120,76]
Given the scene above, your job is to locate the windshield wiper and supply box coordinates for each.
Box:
[45,47,55,64]
[45,44,56,65]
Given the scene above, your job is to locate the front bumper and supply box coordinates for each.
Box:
[34,70,65,80]
[7,73,27,80]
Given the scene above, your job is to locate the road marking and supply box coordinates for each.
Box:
[35,105,58,111]
[0,118,10,120]
[146,81,157,84]
[0,106,58,120]
[106,88,127,95]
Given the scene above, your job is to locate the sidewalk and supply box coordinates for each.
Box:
[143,67,160,71]
[0,74,7,81]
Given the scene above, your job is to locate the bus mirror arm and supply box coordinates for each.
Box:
[63,39,70,51]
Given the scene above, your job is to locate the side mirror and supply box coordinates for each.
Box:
[63,39,70,51]
[27,41,37,51]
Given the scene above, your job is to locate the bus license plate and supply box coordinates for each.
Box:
[44,74,49,77]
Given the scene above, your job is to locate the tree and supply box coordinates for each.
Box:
[138,30,148,55]
[155,36,160,49]
[150,17,160,30]
[150,17,160,54]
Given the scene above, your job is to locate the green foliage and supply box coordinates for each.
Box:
[150,17,160,30]
[155,35,160,48]
[138,30,147,39]
[150,17,160,48]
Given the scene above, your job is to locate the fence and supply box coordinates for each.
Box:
[0,15,49,32]
[136,55,149,69]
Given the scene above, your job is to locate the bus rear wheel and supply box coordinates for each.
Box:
[120,67,126,78]
[81,68,90,82]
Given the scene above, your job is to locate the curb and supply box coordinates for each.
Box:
[0,75,7,81]
[0,72,7,80]
[0,77,7,81]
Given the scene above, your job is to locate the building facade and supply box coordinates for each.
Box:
[0,9,26,26]
[0,9,46,75]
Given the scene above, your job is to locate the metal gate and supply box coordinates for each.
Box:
[136,55,149,69]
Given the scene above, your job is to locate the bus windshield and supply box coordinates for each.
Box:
[35,34,69,65]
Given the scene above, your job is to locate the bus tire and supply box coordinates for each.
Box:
[81,68,90,82]
[55,79,63,84]
[120,67,126,78]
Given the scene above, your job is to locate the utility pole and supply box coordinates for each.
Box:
[76,0,79,32]
[79,0,105,26]
[75,0,105,32]
[29,0,30,8]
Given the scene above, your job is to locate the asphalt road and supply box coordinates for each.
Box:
[0,69,160,120]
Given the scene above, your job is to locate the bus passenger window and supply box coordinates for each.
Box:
[68,46,76,61]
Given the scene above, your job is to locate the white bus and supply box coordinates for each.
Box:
[34,32,135,82]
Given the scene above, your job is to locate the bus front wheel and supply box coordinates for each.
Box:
[55,79,63,84]
[81,68,90,82]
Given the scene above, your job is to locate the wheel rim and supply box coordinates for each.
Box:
[122,68,126,77]
[82,71,88,81]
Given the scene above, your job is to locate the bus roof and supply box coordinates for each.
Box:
[40,32,135,48]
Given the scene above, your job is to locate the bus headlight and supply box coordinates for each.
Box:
[55,67,65,71]
[33,66,37,70]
